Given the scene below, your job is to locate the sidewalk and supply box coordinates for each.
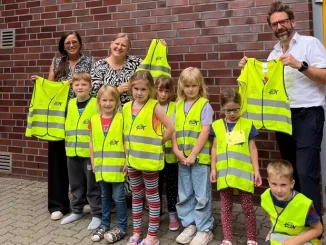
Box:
[0,177,324,245]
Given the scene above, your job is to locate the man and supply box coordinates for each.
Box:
[239,1,326,229]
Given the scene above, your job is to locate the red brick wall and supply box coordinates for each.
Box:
[0,0,313,197]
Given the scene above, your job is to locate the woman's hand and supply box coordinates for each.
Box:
[30,75,39,83]
[159,39,167,46]
[239,56,248,68]
[118,83,129,93]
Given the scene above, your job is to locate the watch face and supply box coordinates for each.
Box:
[299,61,308,72]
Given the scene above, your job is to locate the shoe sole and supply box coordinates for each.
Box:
[169,226,180,231]
[90,236,101,242]
[190,233,213,245]
[176,233,196,244]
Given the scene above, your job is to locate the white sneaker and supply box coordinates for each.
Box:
[50,211,63,220]
[176,225,197,244]
[189,229,213,245]
[83,204,91,213]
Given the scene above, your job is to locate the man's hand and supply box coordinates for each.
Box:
[279,54,301,69]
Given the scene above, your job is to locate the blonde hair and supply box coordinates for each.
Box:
[112,33,131,50]
[96,86,121,113]
[177,67,208,100]
[267,160,294,181]
[71,72,92,85]
[129,70,155,99]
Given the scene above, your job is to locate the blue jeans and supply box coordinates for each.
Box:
[176,162,214,231]
[99,181,127,232]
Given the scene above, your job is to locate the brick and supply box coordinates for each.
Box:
[131,10,150,18]
[103,0,121,4]
[172,6,193,15]
[166,0,189,6]
[85,0,102,8]
[90,7,108,15]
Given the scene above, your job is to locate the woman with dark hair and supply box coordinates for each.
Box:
[32,31,93,221]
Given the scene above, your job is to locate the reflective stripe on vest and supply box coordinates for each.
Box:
[123,99,164,171]
[269,233,313,245]
[25,77,69,141]
[175,97,211,165]
[91,113,125,183]
[157,102,177,164]
[238,58,292,135]
[261,189,318,245]
[65,98,97,157]
[212,118,254,193]
[136,39,171,78]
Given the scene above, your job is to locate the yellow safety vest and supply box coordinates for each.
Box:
[238,58,292,135]
[175,97,211,165]
[212,117,254,193]
[65,97,97,157]
[123,98,164,171]
[261,189,318,245]
[91,113,125,183]
[136,39,171,78]
[157,102,177,164]
[26,77,69,141]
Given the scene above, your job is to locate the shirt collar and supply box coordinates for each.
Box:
[273,32,300,52]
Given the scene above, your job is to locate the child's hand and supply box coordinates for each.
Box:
[118,82,129,93]
[210,169,216,183]
[282,238,295,245]
[30,75,39,83]
[92,165,95,173]
[122,164,127,175]
[175,150,186,164]
[254,171,262,187]
[185,152,197,166]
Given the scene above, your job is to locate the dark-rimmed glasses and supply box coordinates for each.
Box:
[270,19,290,30]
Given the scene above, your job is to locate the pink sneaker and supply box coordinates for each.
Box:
[169,219,180,231]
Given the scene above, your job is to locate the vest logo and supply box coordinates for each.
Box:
[136,124,146,130]
[284,222,296,229]
[83,119,90,124]
[156,56,162,61]
[54,101,62,107]
[110,140,119,145]
[189,120,199,125]
[269,89,278,95]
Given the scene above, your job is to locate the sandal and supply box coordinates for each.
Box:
[221,240,232,245]
[127,235,143,245]
[90,225,109,242]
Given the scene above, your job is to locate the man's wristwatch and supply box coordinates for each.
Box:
[298,61,308,72]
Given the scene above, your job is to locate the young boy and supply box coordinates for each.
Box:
[61,72,102,230]
[262,160,323,245]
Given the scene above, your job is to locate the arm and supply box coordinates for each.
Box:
[48,63,55,81]
[154,104,175,144]
[210,137,217,183]
[282,221,323,245]
[186,125,210,165]
[89,130,95,172]
[249,138,262,187]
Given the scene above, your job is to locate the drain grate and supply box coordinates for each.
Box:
[0,152,12,173]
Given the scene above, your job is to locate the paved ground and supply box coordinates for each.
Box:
[0,177,325,245]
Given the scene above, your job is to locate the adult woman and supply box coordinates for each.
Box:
[90,33,142,105]
[32,31,93,220]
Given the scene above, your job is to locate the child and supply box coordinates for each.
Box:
[62,73,102,230]
[173,67,214,245]
[123,70,175,245]
[210,88,262,245]
[155,75,180,231]
[262,160,323,245]
[89,86,128,243]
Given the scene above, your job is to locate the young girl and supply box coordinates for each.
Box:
[173,67,214,245]
[123,70,174,245]
[155,75,180,231]
[89,86,127,243]
[210,88,262,245]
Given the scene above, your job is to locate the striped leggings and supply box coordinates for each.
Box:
[127,167,160,236]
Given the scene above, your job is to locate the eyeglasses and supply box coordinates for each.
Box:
[270,18,290,30]
[223,108,240,114]
[64,40,79,46]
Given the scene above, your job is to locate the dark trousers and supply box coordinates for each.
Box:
[159,162,178,214]
[275,106,324,223]
[48,140,70,214]
[67,156,101,217]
